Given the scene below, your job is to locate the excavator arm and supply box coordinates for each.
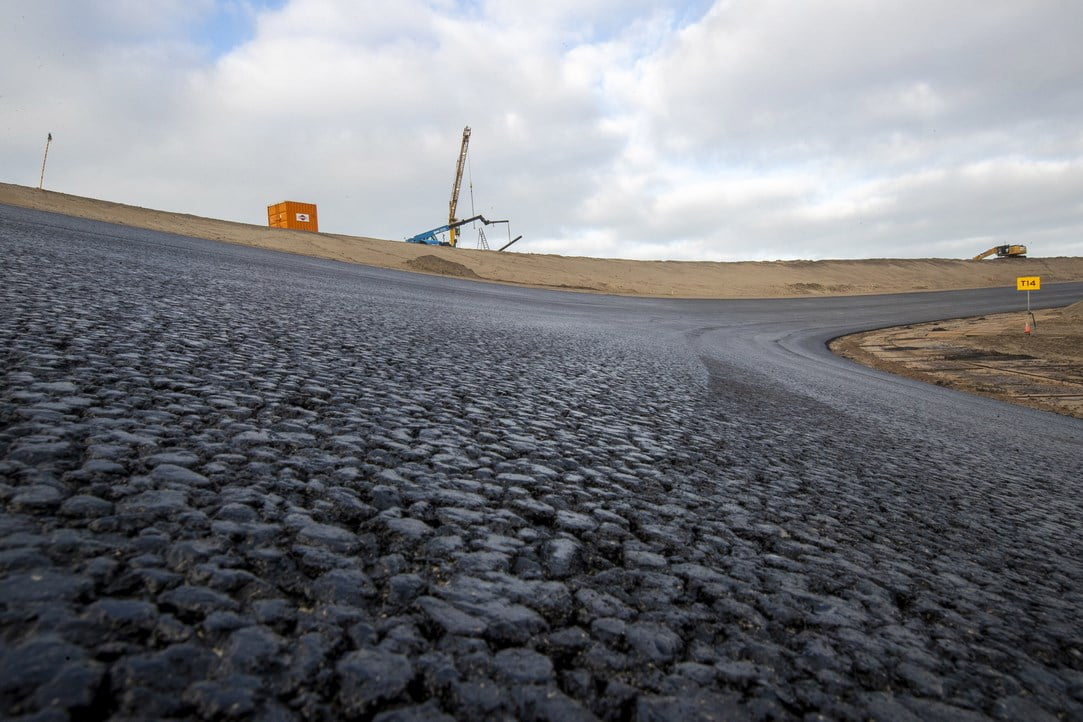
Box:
[406,215,509,246]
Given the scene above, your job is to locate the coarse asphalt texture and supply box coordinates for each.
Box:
[2,203,1082,721]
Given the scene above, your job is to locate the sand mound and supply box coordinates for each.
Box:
[404,255,480,279]
[1061,300,1083,319]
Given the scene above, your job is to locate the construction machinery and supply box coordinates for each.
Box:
[973,244,1027,260]
[447,126,471,248]
[406,126,521,250]
[406,214,509,246]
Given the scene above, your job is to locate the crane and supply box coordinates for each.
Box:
[447,126,471,248]
[973,244,1027,260]
[405,126,522,249]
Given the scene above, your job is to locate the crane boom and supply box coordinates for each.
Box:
[448,126,471,247]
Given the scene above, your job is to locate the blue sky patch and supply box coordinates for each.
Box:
[196,0,286,57]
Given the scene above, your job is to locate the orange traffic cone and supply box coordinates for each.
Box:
[1024,321,1031,335]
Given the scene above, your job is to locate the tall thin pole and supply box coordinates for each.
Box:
[39,133,52,189]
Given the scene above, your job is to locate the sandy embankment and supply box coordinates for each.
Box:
[5,182,1083,299]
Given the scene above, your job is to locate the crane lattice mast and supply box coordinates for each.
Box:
[448,126,471,247]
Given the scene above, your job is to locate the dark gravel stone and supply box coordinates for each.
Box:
[0,570,91,604]
[163,539,223,571]
[219,625,286,675]
[202,610,252,636]
[325,486,376,522]
[624,548,668,569]
[575,588,635,621]
[283,632,332,693]
[450,678,510,718]
[511,498,557,524]
[369,485,403,511]
[417,596,487,637]
[542,537,582,578]
[146,451,200,467]
[992,695,1061,722]
[426,534,463,556]
[183,674,262,719]
[590,617,626,646]
[546,626,592,656]
[251,598,295,629]
[336,648,415,716]
[155,613,194,643]
[0,635,92,707]
[673,661,718,685]
[455,550,510,573]
[32,381,78,394]
[855,693,925,722]
[123,566,183,595]
[555,509,597,533]
[626,621,683,664]
[8,442,72,465]
[117,489,189,517]
[215,502,259,522]
[0,547,50,572]
[110,643,215,717]
[77,459,126,476]
[297,522,361,553]
[373,700,456,722]
[84,598,159,633]
[10,484,65,512]
[58,494,113,517]
[715,659,761,688]
[30,657,104,714]
[159,584,240,620]
[512,685,597,722]
[636,691,747,721]
[493,648,554,684]
[475,601,548,646]
[311,568,377,606]
[897,697,994,721]
[385,516,434,540]
[389,573,427,605]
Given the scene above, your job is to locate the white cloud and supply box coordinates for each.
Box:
[2,0,1082,260]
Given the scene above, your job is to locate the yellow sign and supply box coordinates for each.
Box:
[1016,276,1040,291]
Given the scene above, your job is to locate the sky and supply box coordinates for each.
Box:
[3,0,1083,261]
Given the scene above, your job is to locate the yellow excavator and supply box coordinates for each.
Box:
[973,244,1027,260]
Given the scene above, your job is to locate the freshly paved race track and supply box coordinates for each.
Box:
[2,203,1082,721]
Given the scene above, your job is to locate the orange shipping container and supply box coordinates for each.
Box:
[267,201,318,232]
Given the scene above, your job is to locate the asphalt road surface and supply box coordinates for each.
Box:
[2,203,1082,721]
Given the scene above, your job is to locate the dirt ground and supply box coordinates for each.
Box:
[831,301,1083,419]
[4,181,1083,419]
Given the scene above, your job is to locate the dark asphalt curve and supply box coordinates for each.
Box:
[2,203,1081,721]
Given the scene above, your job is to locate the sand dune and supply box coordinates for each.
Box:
[4,182,1083,298]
